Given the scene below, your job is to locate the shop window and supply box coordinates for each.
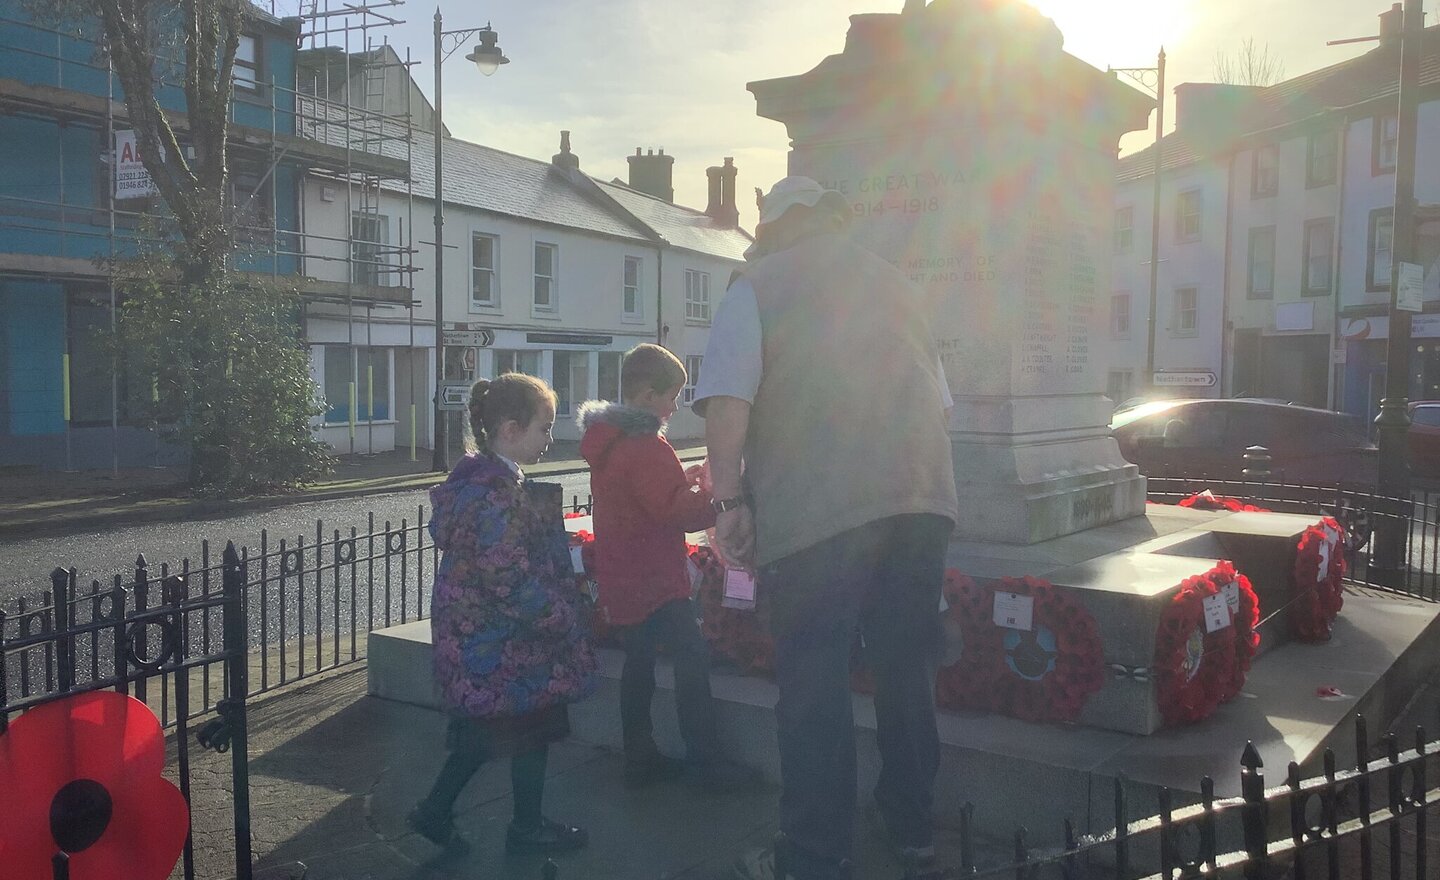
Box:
[598,351,622,402]
[552,351,589,417]
[324,345,390,423]
[493,350,540,377]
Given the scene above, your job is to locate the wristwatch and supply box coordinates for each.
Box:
[711,496,746,514]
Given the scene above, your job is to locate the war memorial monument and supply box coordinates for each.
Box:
[369,0,1440,843]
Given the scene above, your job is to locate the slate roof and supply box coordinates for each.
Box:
[595,181,753,262]
[1116,24,1440,183]
[406,138,653,242]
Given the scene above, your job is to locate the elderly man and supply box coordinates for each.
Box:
[693,177,958,880]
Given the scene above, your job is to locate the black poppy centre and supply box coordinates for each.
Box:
[50,778,113,853]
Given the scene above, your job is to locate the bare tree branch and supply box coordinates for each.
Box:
[1213,38,1286,87]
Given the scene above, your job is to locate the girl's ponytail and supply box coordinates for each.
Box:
[466,378,493,453]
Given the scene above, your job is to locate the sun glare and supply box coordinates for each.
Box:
[1025,0,1193,69]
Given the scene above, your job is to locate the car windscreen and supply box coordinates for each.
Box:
[1110,400,1186,431]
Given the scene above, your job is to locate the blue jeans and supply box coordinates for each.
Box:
[620,597,722,763]
[762,514,952,880]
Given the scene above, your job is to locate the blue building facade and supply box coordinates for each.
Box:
[0,1,393,469]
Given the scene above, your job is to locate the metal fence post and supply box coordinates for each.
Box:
[1241,742,1269,880]
[223,542,254,880]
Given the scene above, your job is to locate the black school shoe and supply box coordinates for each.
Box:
[405,804,471,855]
[505,817,589,855]
[624,749,687,789]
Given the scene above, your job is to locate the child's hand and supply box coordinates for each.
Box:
[685,460,712,492]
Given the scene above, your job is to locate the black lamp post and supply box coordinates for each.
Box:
[432,11,509,471]
[1373,0,1424,584]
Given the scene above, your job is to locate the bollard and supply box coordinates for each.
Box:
[1241,445,1272,481]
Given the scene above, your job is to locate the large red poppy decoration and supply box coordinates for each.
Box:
[0,691,189,880]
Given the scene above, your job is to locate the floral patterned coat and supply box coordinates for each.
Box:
[428,453,598,718]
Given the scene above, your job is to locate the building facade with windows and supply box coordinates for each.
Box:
[1108,10,1440,420]
[0,1,410,469]
[300,110,750,450]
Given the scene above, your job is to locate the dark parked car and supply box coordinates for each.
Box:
[1111,399,1378,485]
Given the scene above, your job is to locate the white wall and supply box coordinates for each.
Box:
[1338,101,1440,314]
[1109,157,1229,401]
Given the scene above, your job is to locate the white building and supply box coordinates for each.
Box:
[297,50,750,454]
[1108,7,1440,417]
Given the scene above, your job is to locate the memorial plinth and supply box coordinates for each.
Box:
[748,0,1155,544]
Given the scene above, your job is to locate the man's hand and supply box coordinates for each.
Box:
[715,505,756,568]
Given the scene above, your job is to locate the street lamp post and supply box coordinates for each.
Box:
[1112,49,1167,395]
[432,10,509,472]
[1373,0,1425,583]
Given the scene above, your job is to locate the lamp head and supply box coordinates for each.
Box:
[465,25,509,76]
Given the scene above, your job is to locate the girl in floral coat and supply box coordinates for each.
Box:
[408,373,598,856]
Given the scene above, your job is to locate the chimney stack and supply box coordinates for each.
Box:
[627,147,675,202]
[705,157,739,229]
[552,130,580,174]
[1379,3,1403,50]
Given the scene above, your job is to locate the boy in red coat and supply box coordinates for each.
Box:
[578,344,758,791]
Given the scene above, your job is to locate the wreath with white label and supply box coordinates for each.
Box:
[1153,569,1238,726]
[1290,517,1346,643]
[936,573,1105,723]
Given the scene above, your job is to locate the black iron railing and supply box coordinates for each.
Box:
[0,545,254,880]
[939,714,1439,880]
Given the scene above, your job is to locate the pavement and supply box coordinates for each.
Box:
[0,440,707,540]
[181,667,986,880]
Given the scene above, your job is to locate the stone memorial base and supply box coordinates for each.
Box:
[367,583,1440,845]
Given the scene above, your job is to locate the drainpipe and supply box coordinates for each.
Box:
[656,246,665,345]
[1329,117,1351,411]
[1220,149,1236,397]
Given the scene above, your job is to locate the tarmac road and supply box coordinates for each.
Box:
[0,470,595,607]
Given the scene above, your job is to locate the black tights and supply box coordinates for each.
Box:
[421,743,549,829]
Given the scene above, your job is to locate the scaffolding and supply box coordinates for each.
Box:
[0,0,422,469]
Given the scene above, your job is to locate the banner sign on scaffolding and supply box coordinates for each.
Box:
[114,130,160,200]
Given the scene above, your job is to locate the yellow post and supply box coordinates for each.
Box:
[410,403,417,461]
[348,381,356,445]
[62,353,71,422]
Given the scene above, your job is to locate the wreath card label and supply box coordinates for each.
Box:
[1203,592,1232,633]
[1223,580,1240,615]
[993,591,1035,631]
[722,567,757,610]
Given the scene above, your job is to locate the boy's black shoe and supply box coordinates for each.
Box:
[688,757,765,793]
[405,804,470,855]
[624,750,686,789]
[505,817,589,855]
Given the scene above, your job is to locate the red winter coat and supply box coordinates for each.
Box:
[578,401,715,626]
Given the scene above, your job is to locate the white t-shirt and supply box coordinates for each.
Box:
[691,278,953,417]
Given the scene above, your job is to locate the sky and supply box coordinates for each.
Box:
[291,0,1401,230]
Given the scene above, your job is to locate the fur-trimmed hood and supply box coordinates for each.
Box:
[576,400,663,438]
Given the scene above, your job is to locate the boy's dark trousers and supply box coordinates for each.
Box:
[619,597,722,763]
[762,513,952,880]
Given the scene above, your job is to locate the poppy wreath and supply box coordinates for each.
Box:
[1199,560,1261,702]
[691,545,774,675]
[1290,517,1346,643]
[935,572,1105,723]
[1177,490,1270,513]
[1152,571,1239,726]
[567,527,616,646]
[0,691,189,880]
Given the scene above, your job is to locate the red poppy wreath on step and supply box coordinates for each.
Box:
[936,572,1105,723]
[1152,570,1237,726]
[0,691,189,880]
[1291,517,1346,643]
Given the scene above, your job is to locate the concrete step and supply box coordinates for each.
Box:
[367,585,1440,849]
